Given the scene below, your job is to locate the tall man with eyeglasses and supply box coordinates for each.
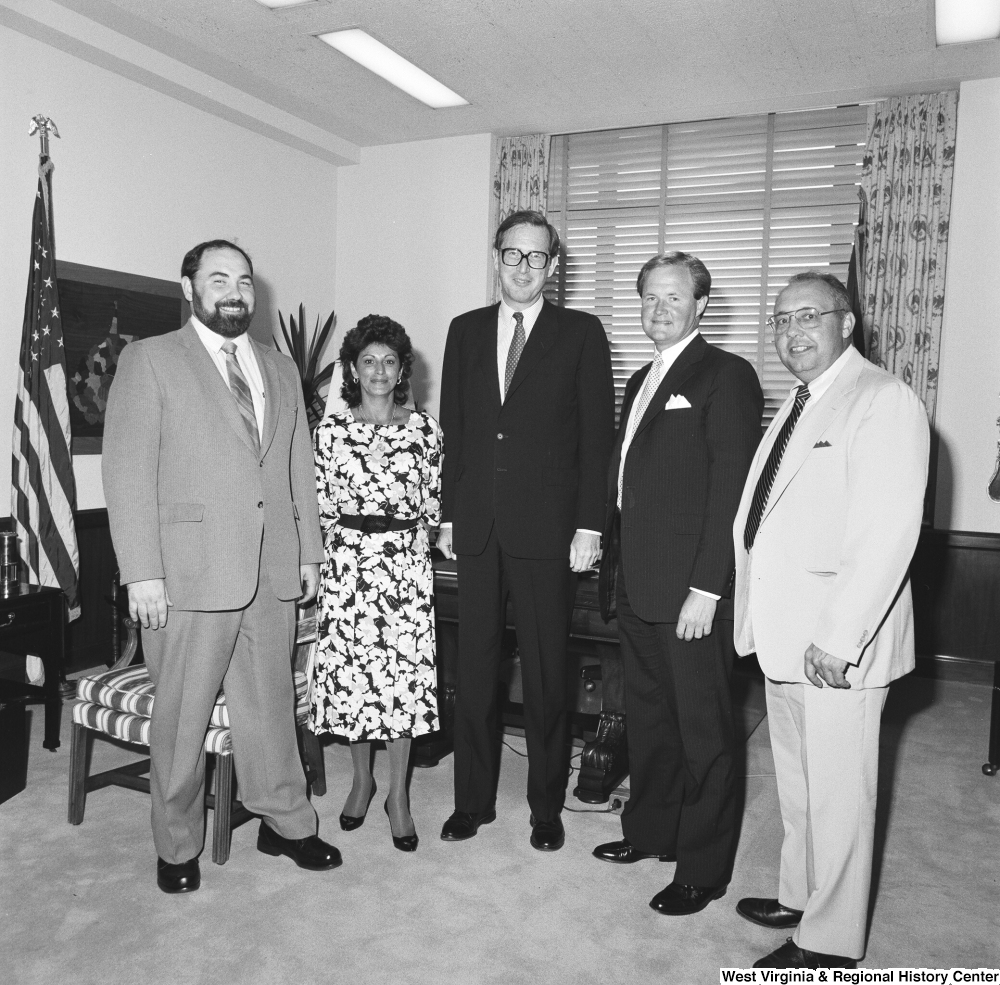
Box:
[437,210,614,850]
[592,252,763,916]
[732,272,929,969]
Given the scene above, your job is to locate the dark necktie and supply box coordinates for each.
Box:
[743,384,810,551]
[221,340,260,454]
[504,311,526,398]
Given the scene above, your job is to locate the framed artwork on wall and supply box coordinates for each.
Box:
[58,262,187,454]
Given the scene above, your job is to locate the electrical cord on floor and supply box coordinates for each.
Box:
[501,737,528,757]
[499,740,617,813]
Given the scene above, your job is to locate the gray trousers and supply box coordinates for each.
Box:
[142,565,316,863]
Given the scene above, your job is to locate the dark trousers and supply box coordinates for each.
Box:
[453,524,574,821]
[616,564,737,887]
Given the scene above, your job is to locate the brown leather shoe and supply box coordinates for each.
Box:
[440,809,497,841]
[737,897,803,928]
[592,838,675,864]
[257,822,342,870]
[753,938,856,969]
[649,881,726,915]
[156,857,200,894]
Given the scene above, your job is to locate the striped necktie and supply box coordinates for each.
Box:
[504,311,526,398]
[743,383,810,551]
[221,340,260,454]
[618,351,664,507]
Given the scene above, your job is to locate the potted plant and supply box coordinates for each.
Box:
[274,304,337,432]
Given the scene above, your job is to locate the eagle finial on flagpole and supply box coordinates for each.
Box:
[28,115,60,159]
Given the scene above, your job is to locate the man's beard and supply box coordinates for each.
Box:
[192,291,253,338]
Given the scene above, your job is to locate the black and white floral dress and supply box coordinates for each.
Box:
[309,410,442,741]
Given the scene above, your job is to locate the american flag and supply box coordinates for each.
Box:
[11,157,80,617]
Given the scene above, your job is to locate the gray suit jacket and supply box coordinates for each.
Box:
[102,320,324,610]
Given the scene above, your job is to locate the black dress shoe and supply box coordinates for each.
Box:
[384,800,418,852]
[440,809,496,842]
[737,897,804,928]
[529,815,565,852]
[753,938,856,969]
[592,838,675,864]
[156,857,200,894]
[649,881,726,915]
[339,780,377,831]
[257,822,342,870]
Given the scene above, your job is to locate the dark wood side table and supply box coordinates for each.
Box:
[0,585,67,751]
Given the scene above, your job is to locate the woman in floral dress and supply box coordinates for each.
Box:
[310,315,441,852]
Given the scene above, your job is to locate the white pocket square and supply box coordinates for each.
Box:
[664,394,692,410]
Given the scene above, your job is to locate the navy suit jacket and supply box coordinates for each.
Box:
[440,299,614,560]
[600,333,763,623]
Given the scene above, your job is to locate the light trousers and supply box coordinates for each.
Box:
[143,565,316,863]
[765,678,888,959]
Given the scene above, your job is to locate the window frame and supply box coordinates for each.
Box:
[544,107,868,424]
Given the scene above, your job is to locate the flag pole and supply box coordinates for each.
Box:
[15,113,81,696]
[28,114,59,159]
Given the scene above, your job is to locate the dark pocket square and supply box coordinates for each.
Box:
[814,440,832,448]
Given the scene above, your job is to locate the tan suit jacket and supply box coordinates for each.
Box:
[103,320,323,608]
[733,348,929,688]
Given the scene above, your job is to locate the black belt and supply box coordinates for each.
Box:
[337,514,419,534]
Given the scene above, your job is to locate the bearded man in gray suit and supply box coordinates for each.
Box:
[103,240,340,893]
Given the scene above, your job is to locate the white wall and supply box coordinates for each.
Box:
[0,26,338,509]
[334,134,493,419]
[934,77,1000,533]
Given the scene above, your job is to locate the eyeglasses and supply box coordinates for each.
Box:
[767,307,848,334]
[499,248,551,269]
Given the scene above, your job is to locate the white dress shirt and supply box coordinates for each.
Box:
[789,345,853,419]
[497,295,545,401]
[191,317,265,439]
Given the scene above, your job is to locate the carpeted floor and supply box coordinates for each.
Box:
[0,673,997,984]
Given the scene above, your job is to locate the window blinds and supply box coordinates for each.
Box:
[545,106,867,422]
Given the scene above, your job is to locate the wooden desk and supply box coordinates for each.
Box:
[0,585,66,751]
[432,557,612,725]
[429,557,623,798]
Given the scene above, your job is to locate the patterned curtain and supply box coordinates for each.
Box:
[489,134,550,302]
[861,91,958,422]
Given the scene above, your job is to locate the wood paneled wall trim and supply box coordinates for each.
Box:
[912,527,1000,670]
[66,511,998,682]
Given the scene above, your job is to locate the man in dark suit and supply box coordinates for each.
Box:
[593,252,763,913]
[437,210,615,851]
[103,240,341,893]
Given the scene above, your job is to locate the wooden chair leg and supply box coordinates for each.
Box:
[68,723,90,824]
[212,752,234,865]
[300,726,326,797]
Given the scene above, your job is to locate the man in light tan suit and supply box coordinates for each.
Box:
[103,240,341,893]
[731,272,929,968]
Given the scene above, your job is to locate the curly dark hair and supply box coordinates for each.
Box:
[339,314,414,408]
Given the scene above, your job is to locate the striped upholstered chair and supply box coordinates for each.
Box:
[67,591,325,864]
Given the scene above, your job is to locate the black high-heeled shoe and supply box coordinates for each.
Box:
[384,799,418,852]
[339,780,377,831]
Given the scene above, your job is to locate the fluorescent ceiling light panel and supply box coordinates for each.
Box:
[256,1,317,9]
[316,29,468,108]
[936,0,1000,44]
